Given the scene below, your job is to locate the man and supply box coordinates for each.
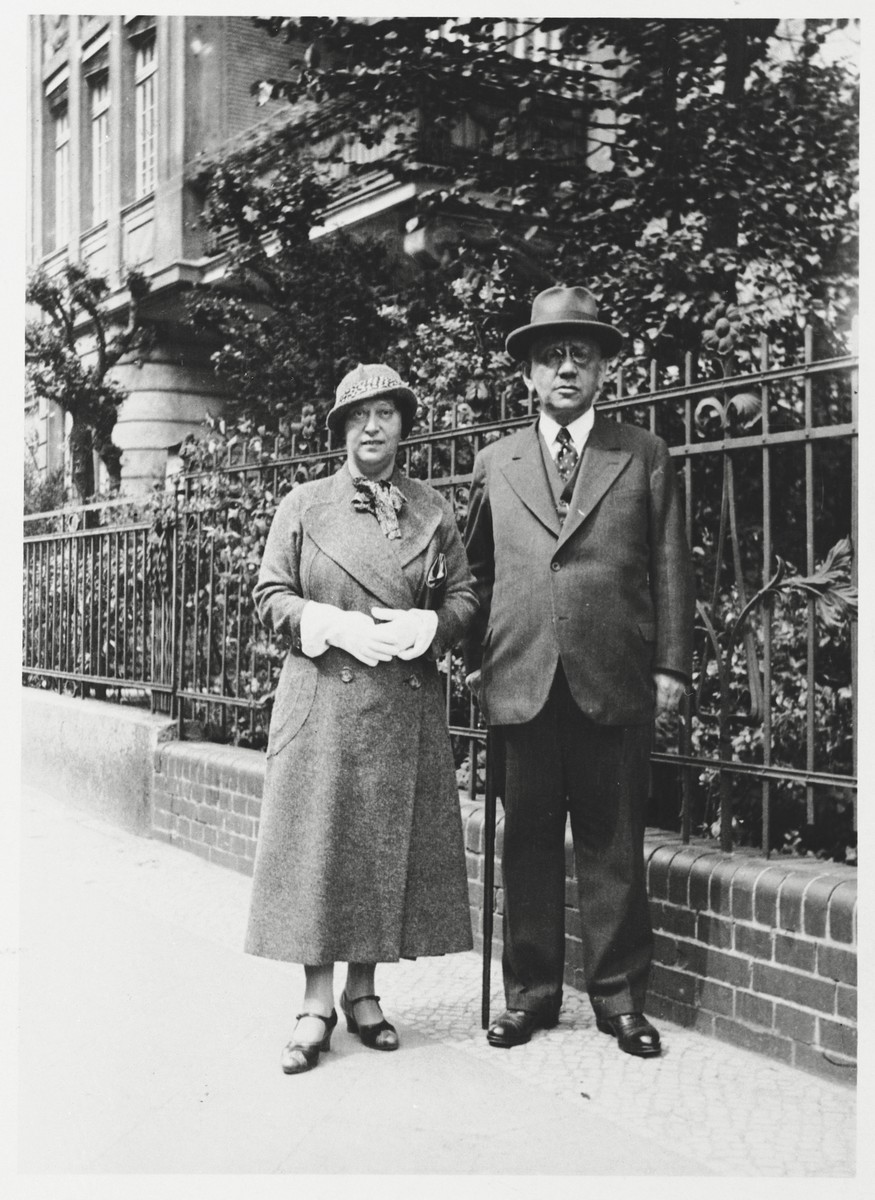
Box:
[464,285,694,1057]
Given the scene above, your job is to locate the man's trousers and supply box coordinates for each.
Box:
[497,664,654,1021]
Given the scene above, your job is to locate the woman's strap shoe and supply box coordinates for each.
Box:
[340,991,399,1051]
[280,1009,338,1074]
[596,1012,661,1057]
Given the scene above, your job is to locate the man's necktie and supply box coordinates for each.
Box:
[555,427,579,482]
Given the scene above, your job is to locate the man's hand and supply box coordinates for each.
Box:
[653,671,686,717]
[465,669,482,700]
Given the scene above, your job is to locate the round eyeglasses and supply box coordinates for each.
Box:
[533,345,600,370]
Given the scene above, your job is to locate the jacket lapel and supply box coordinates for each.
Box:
[557,414,632,549]
[304,468,417,607]
[499,422,562,537]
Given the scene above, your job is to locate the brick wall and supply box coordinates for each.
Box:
[153,741,856,1084]
[223,17,303,144]
[152,742,263,876]
[644,840,856,1082]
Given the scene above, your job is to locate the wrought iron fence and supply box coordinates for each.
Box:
[23,331,858,857]
[22,496,176,711]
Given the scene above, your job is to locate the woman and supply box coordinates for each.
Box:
[245,363,477,1074]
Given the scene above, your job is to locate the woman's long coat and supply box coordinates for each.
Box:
[244,465,477,965]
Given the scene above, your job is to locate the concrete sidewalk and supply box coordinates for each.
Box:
[14,783,855,1178]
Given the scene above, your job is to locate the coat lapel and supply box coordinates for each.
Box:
[499,422,562,537]
[305,468,417,607]
[557,414,632,549]
[394,473,444,569]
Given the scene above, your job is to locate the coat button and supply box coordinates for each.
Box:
[551,561,561,572]
[408,675,422,689]
[340,667,354,683]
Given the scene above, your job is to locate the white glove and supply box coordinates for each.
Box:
[370,607,439,660]
[328,609,399,666]
[301,603,397,666]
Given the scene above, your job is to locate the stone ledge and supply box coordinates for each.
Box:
[22,687,176,833]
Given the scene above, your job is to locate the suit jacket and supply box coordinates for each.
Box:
[463,414,695,727]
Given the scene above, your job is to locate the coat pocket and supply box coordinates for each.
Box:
[423,550,448,610]
[266,659,318,758]
[638,620,657,642]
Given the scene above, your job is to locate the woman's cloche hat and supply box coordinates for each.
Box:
[505,285,624,362]
[327,363,418,437]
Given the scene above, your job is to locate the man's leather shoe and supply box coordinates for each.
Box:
[596,1012,661,1057]
[487,1008,557,1048]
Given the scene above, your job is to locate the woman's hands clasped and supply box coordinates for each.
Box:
[370,607,438,660]
[323,609,398,667]
[316,605,438,666]
[303,600,439,667]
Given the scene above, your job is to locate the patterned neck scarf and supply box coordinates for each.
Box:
[351,476,405,539]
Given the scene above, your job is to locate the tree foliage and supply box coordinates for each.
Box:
[251,16,857,375]
[187,153,401,426]
[23,437,65,516]
[25,263,152,502]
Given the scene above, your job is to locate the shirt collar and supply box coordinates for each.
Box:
[538,406,595,457]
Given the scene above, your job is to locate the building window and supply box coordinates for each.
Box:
[89,75,110,223]
[134,36,157,197]
[54,104,70,246]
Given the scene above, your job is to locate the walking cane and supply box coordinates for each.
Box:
[481,727,497,1029]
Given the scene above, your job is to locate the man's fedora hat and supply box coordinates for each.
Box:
[505,285,624,362]
[327,363,418,437]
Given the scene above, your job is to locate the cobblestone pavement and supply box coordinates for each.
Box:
[12,784,857,1183]
[389,958,856,1177]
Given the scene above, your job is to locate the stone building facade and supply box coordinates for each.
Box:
[26,14,415,494]
[27,17,291,491]
[26,15,613,495]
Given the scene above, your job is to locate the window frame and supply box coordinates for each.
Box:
[88,71,111,224]
[133,33,157,198]
[53,101,71,247]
